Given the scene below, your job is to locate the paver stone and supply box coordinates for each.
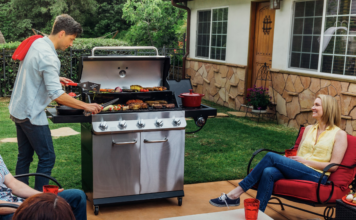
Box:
[220,65,228,78]
[276,92,287,116]
[300,76,311,89]
[348,83,356,93]
[282,90,293,102]
[286,96,300,119]
[299,89,315,109]
[341,82,349,92]
[321,79,331,88]
[331,81,342,94]
[272,73,285,95]
[346,120,353,134]
[285,76,296,92]
[294,76,304,93]
[309,78,321,93]
[328,85,337,97]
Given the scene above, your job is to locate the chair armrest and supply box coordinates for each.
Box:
[0,203,20,209]
[316,163,356,204]
[247,149,285,175]
[14,173,62,189]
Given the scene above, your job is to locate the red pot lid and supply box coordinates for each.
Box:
[180,89,203,97]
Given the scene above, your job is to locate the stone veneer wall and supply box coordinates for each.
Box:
[269,70,356,135]
[185,59,246,110]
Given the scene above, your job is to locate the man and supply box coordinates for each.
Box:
[0,155,86,220]
[8,14,102,191]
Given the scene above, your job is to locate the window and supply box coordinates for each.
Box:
[196,8,228,61]
[290,0,356,76]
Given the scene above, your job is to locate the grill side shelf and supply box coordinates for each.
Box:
[46,108,91,124]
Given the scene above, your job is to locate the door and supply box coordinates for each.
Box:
[93,133,141,199]
[251,2,275,88]
[140,130,185,194]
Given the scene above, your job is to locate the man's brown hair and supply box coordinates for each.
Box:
[12,193,75,220]
[51,14,82,36]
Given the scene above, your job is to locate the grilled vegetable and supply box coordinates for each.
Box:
[103,105,114,111]
[114,87,122,93]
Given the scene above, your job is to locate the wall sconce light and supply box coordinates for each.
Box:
[270,0,281,9]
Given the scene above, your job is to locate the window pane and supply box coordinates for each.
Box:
[306,1,316,16]
[196,11,211,58]
[211,35,217,47]
[304,18,314,34]
[223,8,228,20]
[339,0,351,15]
[301,53,311,68]
[303,36,312,52]
[222,35,227,47]
[315,0,324,16]
[336,16,349,34]
[211,8,228,61]
[324,17,337,31]
[294,18,304,34]
[347,35,356,55]
[334,36,347,54]
[322,55,333,73]
[292,36,302,51]
[345,56,356,75]
[217,9,222,21]
[210,47,216,59]
[213,9,218,21]
[291,53,301,67]
[314,18,322,34]
[352,0,356,14]
[349,16,356,35]
[312,36,321,52]
[310,54,320,69]
[212,22,217,34]
[323,35,335,53]
[333,56,345,74]
[295,2,305,17]
[326,0,338,15]
[221,48,226,61]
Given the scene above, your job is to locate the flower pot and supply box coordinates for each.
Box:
[253,105,267,111]
[178,89,205,108]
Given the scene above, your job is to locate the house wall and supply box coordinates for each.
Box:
[186,0,356,135]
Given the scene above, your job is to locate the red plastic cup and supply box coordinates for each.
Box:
[43,185,59,195]
[285,149,297,157]
[244,198,260,220]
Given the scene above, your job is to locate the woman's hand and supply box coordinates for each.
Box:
[288,156,307,164]
[58,188,64,193]
[59,77,74,86]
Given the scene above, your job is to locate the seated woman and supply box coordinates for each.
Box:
[209,94,348,212]
[12,193,75,220]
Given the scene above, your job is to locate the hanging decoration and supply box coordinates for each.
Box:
[262,16,272,35]
[270,0,281,9]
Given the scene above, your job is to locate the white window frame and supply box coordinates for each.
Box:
[195,6,229,62]
[289,0,356,77]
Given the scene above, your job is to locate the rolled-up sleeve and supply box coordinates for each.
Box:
[39,54,64,100]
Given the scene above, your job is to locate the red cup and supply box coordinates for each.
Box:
[285,149,297,157]
[244,198,260,220]
[43,185,59,195]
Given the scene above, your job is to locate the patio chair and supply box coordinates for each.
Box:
[246,125,356,220]
[0,173,62,210]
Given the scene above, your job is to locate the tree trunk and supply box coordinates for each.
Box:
[0,30,5,44]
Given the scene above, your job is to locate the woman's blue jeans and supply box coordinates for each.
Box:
[0,189,87,220]
[238,152,328,212]
[14,121,56,191]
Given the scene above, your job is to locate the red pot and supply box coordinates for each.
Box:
[178,89,205,108]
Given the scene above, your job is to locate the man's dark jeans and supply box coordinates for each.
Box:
[15,121,55,191]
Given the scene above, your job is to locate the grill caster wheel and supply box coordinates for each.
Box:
[94,206,99,215]
[178,197,182,206]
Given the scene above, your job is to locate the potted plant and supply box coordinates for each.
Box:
[245,86,271,111]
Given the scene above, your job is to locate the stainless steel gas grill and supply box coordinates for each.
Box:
[46,47,217,215]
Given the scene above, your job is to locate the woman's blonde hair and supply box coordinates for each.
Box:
[317,94,341,127]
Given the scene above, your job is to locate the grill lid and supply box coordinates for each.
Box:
[79,47,170,90]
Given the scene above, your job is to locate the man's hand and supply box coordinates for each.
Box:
[59,77,74,86]
[289,156,307,164]
[84,103,102,114]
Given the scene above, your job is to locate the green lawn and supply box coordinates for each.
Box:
[0,98,298,189]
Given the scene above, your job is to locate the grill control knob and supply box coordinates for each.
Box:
[137,119,145,128]
[119,121,127,129]
[99,121,108,130]
[173,118,181,126]
[155,119,163,127]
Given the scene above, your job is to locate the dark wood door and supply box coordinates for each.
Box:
[252,2,275,88]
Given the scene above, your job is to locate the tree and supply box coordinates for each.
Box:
[122,0,186,47]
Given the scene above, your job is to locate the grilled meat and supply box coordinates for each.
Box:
[126,99,143,105]
[152,104,162,109]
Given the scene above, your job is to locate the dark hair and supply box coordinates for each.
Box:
[51,14,82,36]
[12,193,75,220]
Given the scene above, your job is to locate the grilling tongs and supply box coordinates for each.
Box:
[84,98,119,116]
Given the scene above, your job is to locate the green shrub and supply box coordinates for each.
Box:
[0,38,129,50]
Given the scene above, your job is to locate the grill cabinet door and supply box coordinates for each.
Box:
[93,133,140,199]
[140,130,185,194]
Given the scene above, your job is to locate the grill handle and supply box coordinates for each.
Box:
[112,140,137,145]
[143,138,168,143]
[91,46,159,57]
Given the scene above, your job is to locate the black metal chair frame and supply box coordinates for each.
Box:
[246,126,356,220]
[0,173,62,210]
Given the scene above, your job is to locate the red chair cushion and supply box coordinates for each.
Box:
[273,179,348,203]
[293,126,305,151]
[328,134,356,190]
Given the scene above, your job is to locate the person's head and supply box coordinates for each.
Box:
[12,193,75,220]
[49,14,82,51]
[312,94,340,127]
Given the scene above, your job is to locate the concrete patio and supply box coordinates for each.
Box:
[86,180,325,220]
